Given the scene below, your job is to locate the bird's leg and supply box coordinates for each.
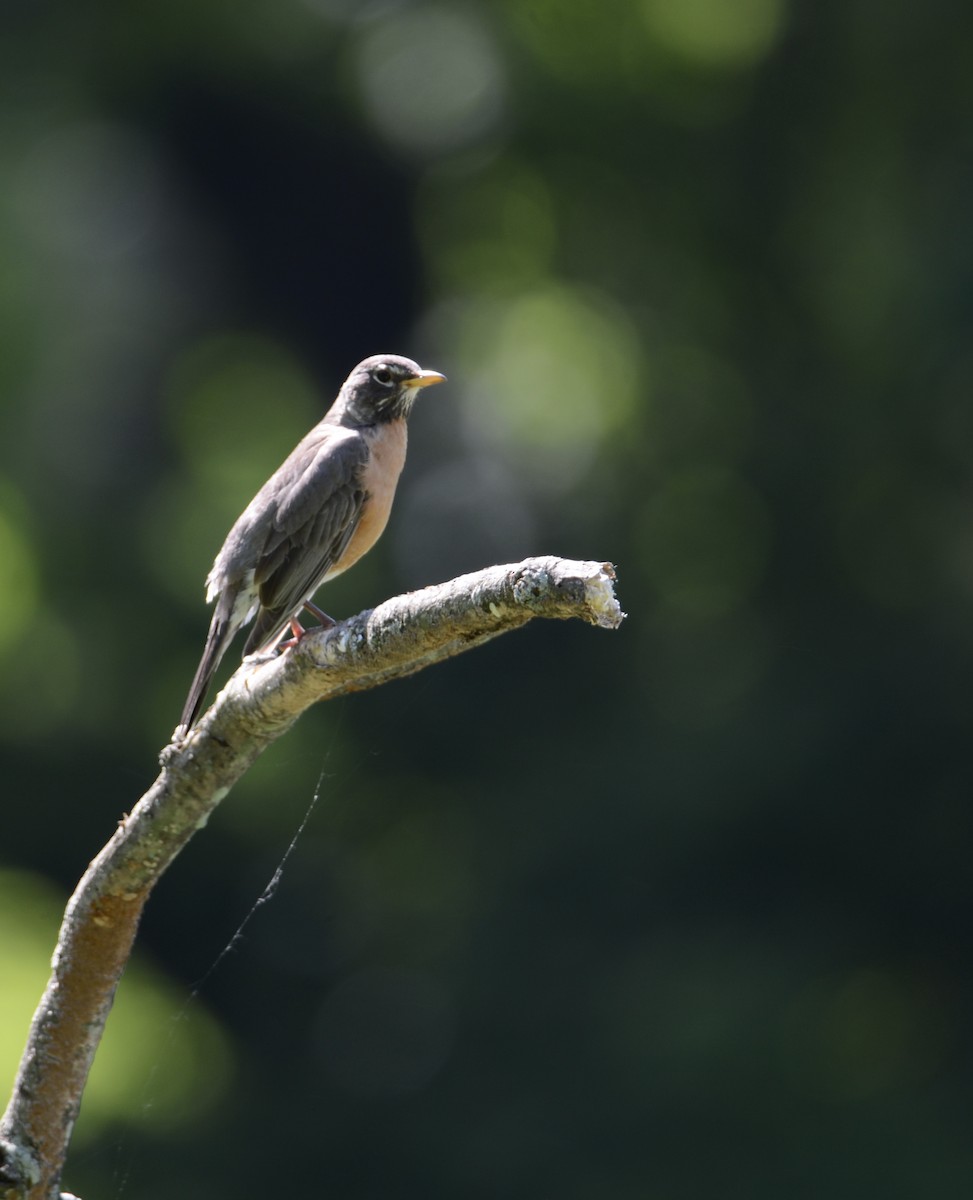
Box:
[274,601,337,655]
[303,600,337,629]
[276,602,337,651]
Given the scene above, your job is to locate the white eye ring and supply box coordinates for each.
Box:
[373,366,394,386]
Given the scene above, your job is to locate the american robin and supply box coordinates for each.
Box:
[177,353,446,735]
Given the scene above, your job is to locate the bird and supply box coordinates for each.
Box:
[176,353,446,736]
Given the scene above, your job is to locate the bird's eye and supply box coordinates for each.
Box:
[372,366,394,386]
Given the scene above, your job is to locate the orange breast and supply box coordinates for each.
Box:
[330,418,408,578]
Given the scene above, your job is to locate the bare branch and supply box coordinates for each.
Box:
[0,556,623,1200]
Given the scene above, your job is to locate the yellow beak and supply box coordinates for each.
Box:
[411,369,447,389]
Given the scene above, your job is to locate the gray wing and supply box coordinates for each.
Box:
[234,425,369,655]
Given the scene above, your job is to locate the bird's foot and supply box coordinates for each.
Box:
[275,617,308,652]
[160,730,188,765]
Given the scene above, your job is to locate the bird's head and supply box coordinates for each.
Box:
[337,354,446,425]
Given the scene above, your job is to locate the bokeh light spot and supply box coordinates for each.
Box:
[642,0,786,68]
[12,121,163,261]
[166,333,319,509]
[156,334,320,601]
[457,284,642,487]
[356,6,505,154]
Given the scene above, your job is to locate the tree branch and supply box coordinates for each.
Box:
[0,556,624,1200]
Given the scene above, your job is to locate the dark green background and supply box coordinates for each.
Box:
[2,1,972,1196]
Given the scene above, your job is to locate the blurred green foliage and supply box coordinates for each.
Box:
[1,0,972,1196]
[0,871,230,1143]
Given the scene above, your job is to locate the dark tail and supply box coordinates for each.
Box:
[177,594,238,735]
